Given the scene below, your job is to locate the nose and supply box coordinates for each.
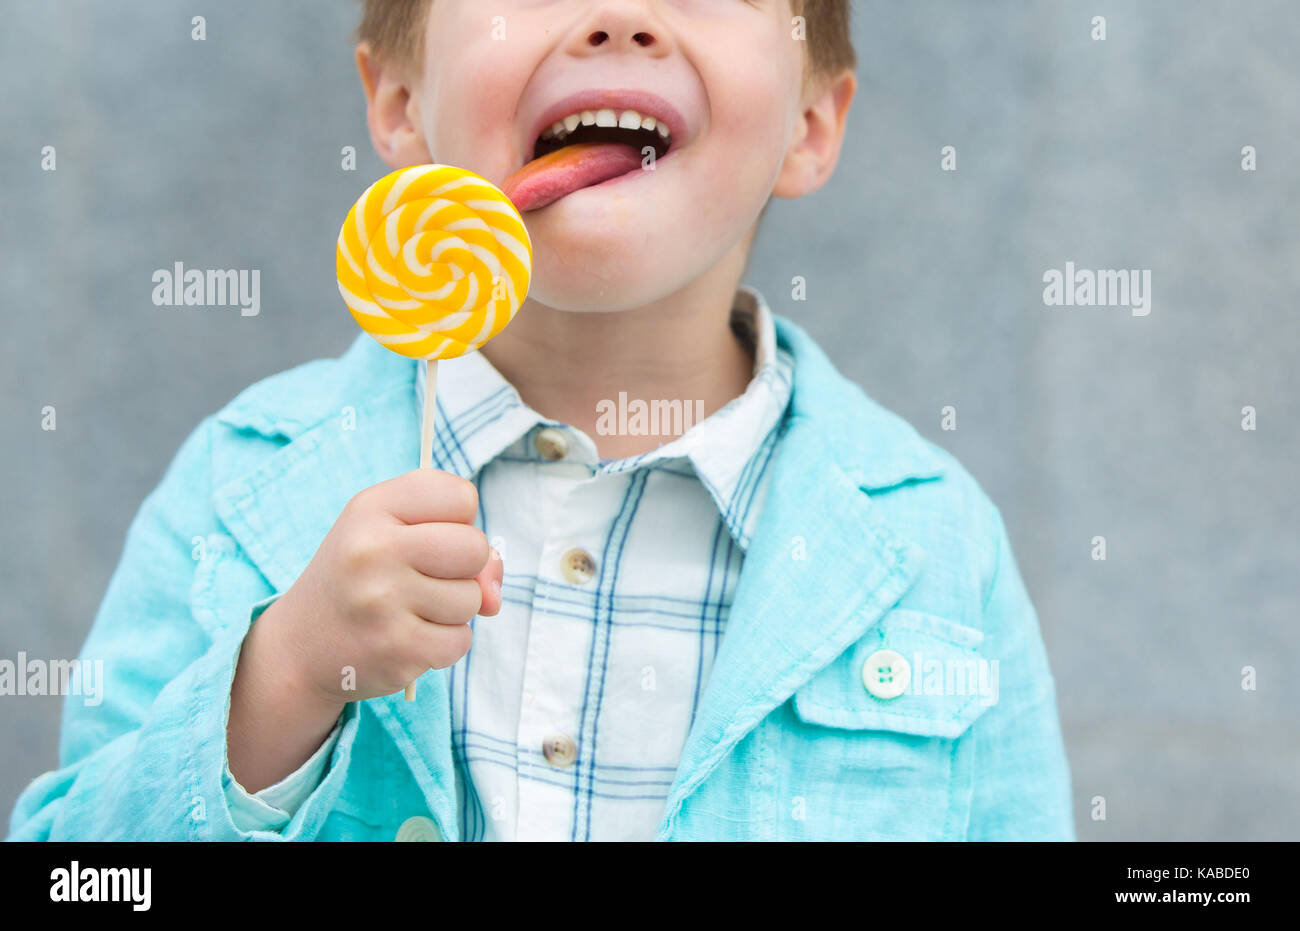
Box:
[568,1,672,58]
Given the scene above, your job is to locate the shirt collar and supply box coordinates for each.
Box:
[415,286,794,551]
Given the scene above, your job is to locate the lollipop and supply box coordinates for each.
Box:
[337,164,532,700]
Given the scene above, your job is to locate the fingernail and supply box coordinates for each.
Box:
[491,579,501,599]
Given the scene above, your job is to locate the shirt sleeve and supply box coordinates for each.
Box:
[5,418,363,841]
[222,716,343,833]
[966,505,1076,840]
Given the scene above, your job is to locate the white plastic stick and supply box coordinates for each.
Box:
[404,359,438,702]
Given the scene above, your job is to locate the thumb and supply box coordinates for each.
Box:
[475,546,504,617]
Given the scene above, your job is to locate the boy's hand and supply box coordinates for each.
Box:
[258,469,503,705]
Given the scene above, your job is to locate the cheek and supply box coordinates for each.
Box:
[720,79,791,161]
[420,29,532,181]
[692,35,800,201]
[427,69,519,180]
[689,78,792,225]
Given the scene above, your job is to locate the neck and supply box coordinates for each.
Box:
[480,248,756,459]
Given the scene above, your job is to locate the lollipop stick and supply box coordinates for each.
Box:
[404,359,439,702]
[419,358,438,471]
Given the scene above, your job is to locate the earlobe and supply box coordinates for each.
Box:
[355,43,432,170]
[771,69,858,201]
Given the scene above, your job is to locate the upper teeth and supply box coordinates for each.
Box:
[542,108,672,143]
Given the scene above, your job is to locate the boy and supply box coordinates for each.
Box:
[9,0,1073,841]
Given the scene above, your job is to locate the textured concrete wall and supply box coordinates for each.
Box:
[2,0,1296,838]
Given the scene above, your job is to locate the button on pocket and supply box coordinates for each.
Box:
[861,649,910,700]
[787,611,994,841]
[794,610,990,738]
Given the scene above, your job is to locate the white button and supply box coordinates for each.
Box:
[862,649,910,700]
[542,733,578,767]
[560,548,597,585]
[534,428,569,461]
[395,815,443,842]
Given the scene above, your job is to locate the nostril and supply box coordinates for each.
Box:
[588,30,608,46]
[633,32,654,47]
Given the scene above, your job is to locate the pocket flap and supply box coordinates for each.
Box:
[792,610,996,738]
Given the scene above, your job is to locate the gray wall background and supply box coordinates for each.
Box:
[2,0,1296,839]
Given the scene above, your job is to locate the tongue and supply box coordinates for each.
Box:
[502,142,645,212]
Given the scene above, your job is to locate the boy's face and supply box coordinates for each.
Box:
[384,0,846,313]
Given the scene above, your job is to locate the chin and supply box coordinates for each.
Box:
[527,265,666,314]
[525,230,687,314]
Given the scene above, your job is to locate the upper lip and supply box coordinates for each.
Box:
[522,88,690,166]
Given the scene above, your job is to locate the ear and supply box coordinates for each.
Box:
[355,42,433,169]
[771,68,857,200]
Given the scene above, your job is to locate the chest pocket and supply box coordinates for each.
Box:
[782,610,995,840]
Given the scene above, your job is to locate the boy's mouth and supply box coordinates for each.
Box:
[503,93,683,213]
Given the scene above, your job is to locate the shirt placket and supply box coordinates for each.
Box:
[514,433,620,841]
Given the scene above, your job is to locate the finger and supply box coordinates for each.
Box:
[406,618,474,671]
[359,469,479,525]
[475,547,504,616]
[408,575,483,626]
[399,523,490,580]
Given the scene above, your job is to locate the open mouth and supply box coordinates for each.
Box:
[503,106,677,213]
[534,107,673,162]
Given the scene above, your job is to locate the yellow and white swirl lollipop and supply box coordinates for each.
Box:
[337,163,531,359]
[337,164,531,700]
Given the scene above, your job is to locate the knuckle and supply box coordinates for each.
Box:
[348,484,378,514]
[444,475,478,519]
[440,580,480,623]
[463,527,491,570]
[353,576,394,617]
[466,582,485,619]
[341,531,380,574]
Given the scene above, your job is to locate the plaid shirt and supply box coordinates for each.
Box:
[223,287,794,841]
[434,287,793,841]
